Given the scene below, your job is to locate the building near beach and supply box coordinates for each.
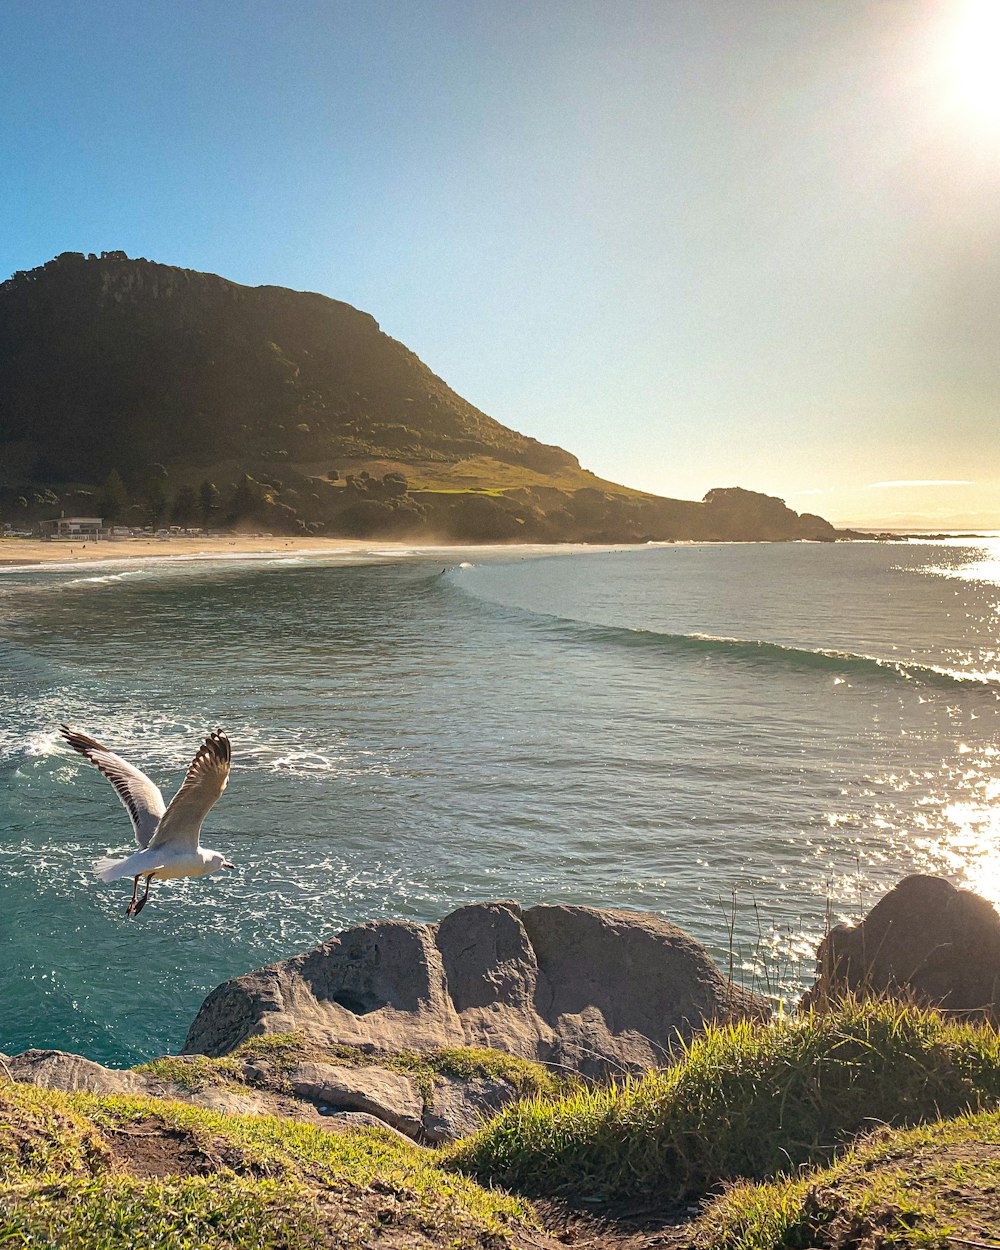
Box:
[39,516,104,540]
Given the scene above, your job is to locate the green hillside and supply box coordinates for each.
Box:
[0,253,841,542]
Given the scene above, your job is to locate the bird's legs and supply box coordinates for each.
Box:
[126,872,156,918]
[131,872,156,917]
[125,875,141,917]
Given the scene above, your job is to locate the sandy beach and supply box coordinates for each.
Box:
[0,534,633,570]
[0,534,455,568]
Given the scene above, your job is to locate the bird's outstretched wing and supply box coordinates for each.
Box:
[146,731,231,853]
[60,724,166,848]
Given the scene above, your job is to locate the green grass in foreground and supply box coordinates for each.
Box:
[0,1082,531,1249]
[2,1176,335,1250]
[448,999,1000,1202]
[697,1108,1000,1249]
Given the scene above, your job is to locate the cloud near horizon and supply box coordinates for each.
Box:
[867,480,977,489]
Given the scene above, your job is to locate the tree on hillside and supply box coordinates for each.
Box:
[97,470,130,524]
[226,474,260,524]
[381,472,408,498]
[172,483,198,526]
[199,480,222,528]
[143,478,167,530]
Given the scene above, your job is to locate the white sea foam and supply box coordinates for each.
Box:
[5,700,358,783]
[23,728,61,757]
[63,570,149,587]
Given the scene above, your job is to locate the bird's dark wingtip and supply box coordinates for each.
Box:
[60,724,104,756]
[199,729,232,767]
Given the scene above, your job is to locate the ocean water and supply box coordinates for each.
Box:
[2,539,999,1067]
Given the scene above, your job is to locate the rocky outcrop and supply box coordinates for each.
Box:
[7,898,770,1144]
[1,1049,279,1119]
[183,901,769,1076]
[802,875,1000,1022]
[700,487,838,542]
[0,1047,519,1143]
[1,1049,151,1096]
[5,901,768,1143]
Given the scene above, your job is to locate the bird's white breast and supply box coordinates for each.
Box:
[148,849,216,880]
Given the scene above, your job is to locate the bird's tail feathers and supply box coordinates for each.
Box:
[94,856,131,883]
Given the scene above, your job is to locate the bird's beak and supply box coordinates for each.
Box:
[222,860,235,869]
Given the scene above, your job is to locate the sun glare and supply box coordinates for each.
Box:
[951,0,1000,122]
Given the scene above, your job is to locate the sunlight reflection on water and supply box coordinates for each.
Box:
[919,535,1000,588]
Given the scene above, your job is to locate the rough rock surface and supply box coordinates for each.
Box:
[0,1049,279,1118]
[1,1048,519,1144]
[288,1061,424,1137]
[183,901,769,1075]
[3,1049,154,1096]
[422,1075,517,1143]
[802,874,1000,1022]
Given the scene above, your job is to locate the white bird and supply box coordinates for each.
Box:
[61,725,235,918]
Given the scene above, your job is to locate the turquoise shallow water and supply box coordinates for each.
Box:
[2,539,999,1066]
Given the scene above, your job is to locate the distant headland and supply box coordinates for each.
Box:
[1,251,857,544]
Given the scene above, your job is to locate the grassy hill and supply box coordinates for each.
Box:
[0,253,841,542]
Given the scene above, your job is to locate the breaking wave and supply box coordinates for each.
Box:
[560,620,1000,691]
[445,574,1000,692]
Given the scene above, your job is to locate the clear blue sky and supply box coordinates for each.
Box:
[3,0,999,526]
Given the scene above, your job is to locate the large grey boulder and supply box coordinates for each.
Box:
[184,900,768,1075]
[802,874,1000,1022]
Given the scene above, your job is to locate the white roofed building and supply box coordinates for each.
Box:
[39,516,104,540]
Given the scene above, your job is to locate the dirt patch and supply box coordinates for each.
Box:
[103,1116,263,1180]
[105,1123,217,1179]
[514,1198,699,1250]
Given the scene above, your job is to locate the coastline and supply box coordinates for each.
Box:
[0,534,630,570]
[0,533,886,572]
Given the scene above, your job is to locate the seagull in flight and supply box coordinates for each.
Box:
[60,725,235,918]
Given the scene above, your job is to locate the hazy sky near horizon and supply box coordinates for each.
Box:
[2,0,999,527]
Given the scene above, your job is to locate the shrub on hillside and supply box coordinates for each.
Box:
[335,498,426,537]
[447,495,523,541]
